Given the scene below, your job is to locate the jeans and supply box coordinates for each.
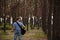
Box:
[14,30,22,40]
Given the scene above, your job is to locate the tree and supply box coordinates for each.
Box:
[42,0,47,34]
[53,0,60,40]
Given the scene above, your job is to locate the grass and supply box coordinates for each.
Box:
[34,31,47,38]
[0,30,9,39]
[0,24,47,40]
[34,27,47,38]
[0,23,12,30]
[23,27,47,39]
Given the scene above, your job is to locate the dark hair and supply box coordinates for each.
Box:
[15,17,21,21]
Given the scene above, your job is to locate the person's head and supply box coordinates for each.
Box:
[15,17,21,22]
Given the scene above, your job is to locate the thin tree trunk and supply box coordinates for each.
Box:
[42,0,47,34]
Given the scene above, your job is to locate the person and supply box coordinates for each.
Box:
[13,17,25,40]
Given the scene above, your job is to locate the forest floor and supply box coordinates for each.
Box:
[0,27,47,40]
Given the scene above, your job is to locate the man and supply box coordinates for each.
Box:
[13,17,25,40]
